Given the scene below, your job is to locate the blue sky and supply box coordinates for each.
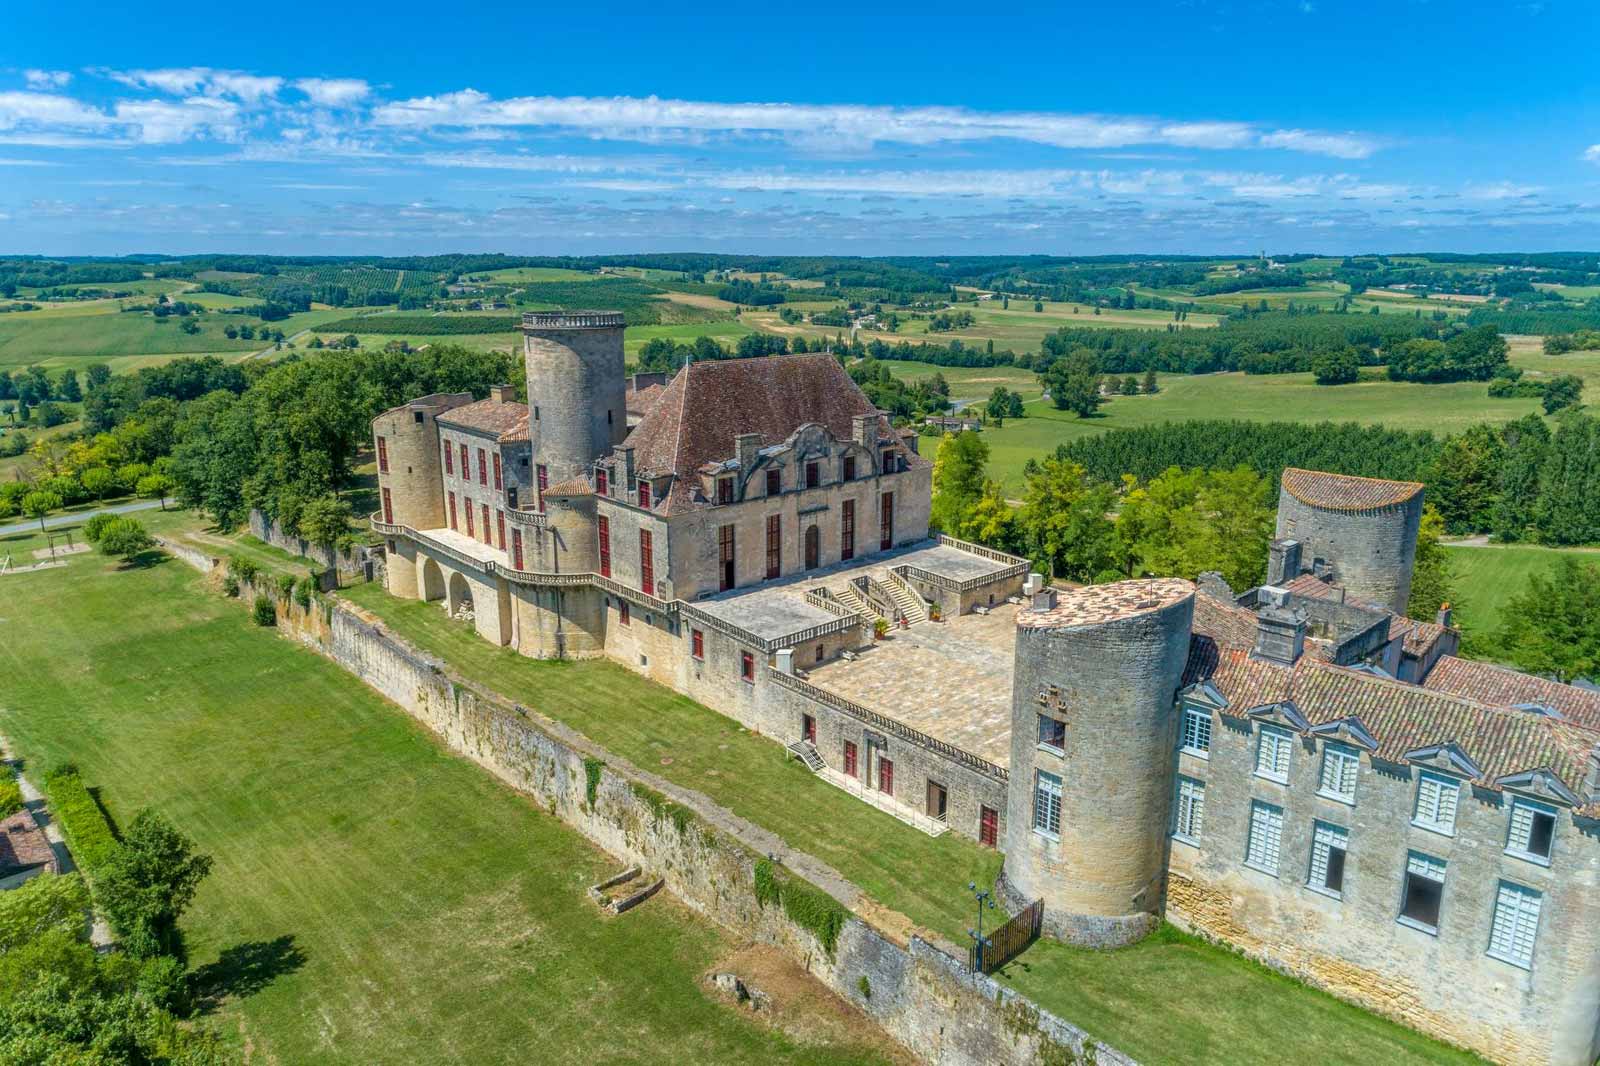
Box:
[4,0,1599,256]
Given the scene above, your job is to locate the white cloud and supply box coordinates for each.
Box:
[1584,144,1600,164]
[23,70,72,90]
[103,67,281,102]
[0,156,60,166]
[292,78,370,107]
[1463,181,1543,200]
[1257,128,1378,160]
[0,91,114,131]
[113,97,241,144]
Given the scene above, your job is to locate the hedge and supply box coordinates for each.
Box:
[42,767,120,873]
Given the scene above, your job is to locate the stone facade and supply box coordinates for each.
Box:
[1275,471,1424,615]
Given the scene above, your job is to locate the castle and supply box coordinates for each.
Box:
[372,311,1600,1066]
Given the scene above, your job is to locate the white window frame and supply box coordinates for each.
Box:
[1306,821,1349,900]
[1037,713,1066,755]
[1412,770,1461,837]
[1254,725,1292,784]
[1487,880,1542,970]
[1504,798,1557,867]
[1173,776,1205,845]
[1398,851,1447,935]
[1033,770,1062,840]
[1180,706,1211,757]
[1317,743,1360,805]
[1245,800,1284,876]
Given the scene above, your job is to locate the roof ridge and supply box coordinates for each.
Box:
[1281,466,1424,488]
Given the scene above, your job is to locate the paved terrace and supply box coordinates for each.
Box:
[804,602,1020,768]
[418,526,509,569]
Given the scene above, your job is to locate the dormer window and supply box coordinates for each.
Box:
[843,455,856,481]
[805,461,820,489]
[717,477,734,505]
[766,468,780,495]
[881,449,895,472]
[638,481,651,509]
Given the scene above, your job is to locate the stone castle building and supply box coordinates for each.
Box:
[373,311,1600,1066]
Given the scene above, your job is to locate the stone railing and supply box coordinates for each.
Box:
[371,511,401,536]
[766,670,1009,783]
[806,587,869,624]
[505,507,549,530]
[521,310,626,330]
[937,533,1030,568]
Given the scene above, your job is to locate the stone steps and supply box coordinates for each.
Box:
[882,571,928,625]
[785,740,826,773]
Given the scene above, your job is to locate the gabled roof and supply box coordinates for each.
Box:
[623,354,920,515]
[1279,571,1452,658]
[437,398,530,441]
[1280,468,1423,512]
[544,476,592,497]
[626,383,665,419]
[0,810,56,877]
[1422,656,1600,733]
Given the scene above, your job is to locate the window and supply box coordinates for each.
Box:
[1399,852,1446,933]
[1180,707,1211,755]
[815,643,824,663]
[1033,771,1062,838]
[881,448,895,472]
[1488,881,1542,969]
[478,503,487,543]
[1255,726,1293,783]
[843,740,858,779]
[1506,799,1557,864]
[979,805,998,848]
[596,468,608,496]
[381,487,393,524]
[478,448,487,486]
[765,514,781,579]
[413,410,423,425]
[840,499,855,561]
[740,650,755,683]
[448,492,457,529]
[618,600,630,627]
[717,477,733,505]
[443,441,453,475]
[1173,776,1205,843]
[1245,800,1284,875]
[1413,772,1460,835]
[880,491,894,550]
[536,464,548,513]
[638,481,651,509]
[512,529,523,570]
[639,530,654,595]
[691,629,704,659]
[1319,743,1360,803]
[1037,714,1065,752]
[496,509,506,549]
[765,468,780,496]
[459,443,469,479]
[493,454,502,490]
[376,435,389,473]
[878,757,895,796]
[465,501,475,537]
[597,515,611,577]
[805,461,820,489]
[1308,822,1349,898]
[843,455,856,481]
[718,524,735,591]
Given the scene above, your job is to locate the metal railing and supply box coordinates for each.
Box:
[766,670,1009,783]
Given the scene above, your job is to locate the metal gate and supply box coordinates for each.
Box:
[971,898,1043,974]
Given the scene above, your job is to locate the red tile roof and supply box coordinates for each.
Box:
[1423,656,1600,732]
[437,398,530,440]
[623,354,919,514]
[1280,468,1423,512]
[1193,591,1337,662]
[544,476,593,497]
[1278,572,1452,658]
[626,383,665,419]
[0,810,56,876]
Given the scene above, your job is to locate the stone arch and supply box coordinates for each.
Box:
[447,571,473,618]
[420,556,445,602]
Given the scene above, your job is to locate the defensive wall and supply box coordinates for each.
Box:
[156,538,1130,1066]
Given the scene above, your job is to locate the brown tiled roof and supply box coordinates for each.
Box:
[1277,572,1451,658]
[1280,468,1423,512]
[498,412,529,442]
[623,354,919,514]
[1193,591,1336,662]
[1184,643,1598,806]
[544,476,593,497]
[0,810,56,876]
[437,398,529,439]
[1020,578,1192,630]
[1423,657,1600,732]
[626,383,665,418]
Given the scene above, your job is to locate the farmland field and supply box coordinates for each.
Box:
[1442,542,1599,642]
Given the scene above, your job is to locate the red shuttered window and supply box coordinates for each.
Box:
[443,440,453,475]
[691,629,704,659]
[496,509,505,549]
[597,515,611,577]
[448,492,457,530]
[376,435,389,473]
[512,529,524,570]
[765,515,781,579]
[493,454,502,490]
[381,487,393,524]
[840,499,855,561]
[478,449,487,486]
[638,481,651,509]
[639,530,654,594]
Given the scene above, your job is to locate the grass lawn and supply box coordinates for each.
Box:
[337,582,1003,943]
[0,541,900,1066]
[0,312,258,369]
[1003,926,1485,1066]
[1443,542,1599,643]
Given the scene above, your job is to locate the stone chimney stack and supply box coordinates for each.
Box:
[1252,586,1307,666]
[490,383,514,404]
[1267,538,1302,586]
[735,433,762,476]
[615,442,636,485]
[852,414,875,448]
[1437,602,1453,628]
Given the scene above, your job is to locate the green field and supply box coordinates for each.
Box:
[0,531,899,1066]
[472,266,598,282]
[1442,542,1599,642]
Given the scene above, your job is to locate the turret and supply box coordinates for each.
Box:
[522,311,628,488]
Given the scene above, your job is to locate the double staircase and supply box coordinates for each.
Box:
[881,570,928,625]
[833,583,871,620]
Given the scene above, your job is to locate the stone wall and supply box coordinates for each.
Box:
[163,544,1126,1066]
[1275,488,1422,616]
[248,509,366,576]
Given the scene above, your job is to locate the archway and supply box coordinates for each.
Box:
[420,557,445,602]
[447,571,474,619]
[804,524,820,570]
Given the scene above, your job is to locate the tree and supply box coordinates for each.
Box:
[1016,459,1120,581]
[929,431,990,534]
[1116,466,1274,590]
[1312,348,1359,385]
[80,465,118,501]
[1542,374,1584,415]
[1498,557,1600,683]
[54,369,82,403]
[20,489,61,533]
[96,809,214,959]
[984,386,1011,420]
[1142,368,1159,394]
[1490,415,1551,542]
[298,493,351,553]
[1040,347,1103,418]
[136,472,173,510]
[1406,505,1456,621]
[1033,301,1044,313]
[97,517,155,564]
[1120,375,1140,396]
[957,480,1017,550]
[85,363,112,394]
[1428,423,1504,534]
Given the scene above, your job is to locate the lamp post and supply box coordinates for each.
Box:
[966,881,996,972]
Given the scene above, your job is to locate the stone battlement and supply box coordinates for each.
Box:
[521,310,626,330]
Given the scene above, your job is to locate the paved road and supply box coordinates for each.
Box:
[0,498,163,539]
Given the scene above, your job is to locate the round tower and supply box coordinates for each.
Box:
[1275,468,1424,615]
[522,311,628,487]
[1000,578,1194,947]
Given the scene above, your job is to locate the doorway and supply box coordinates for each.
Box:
[926,781,948,822]
[804,524,820,570]
[802,713,816,744]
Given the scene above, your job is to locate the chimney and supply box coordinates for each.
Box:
[490,383,514,404]
[1312,557,1334,582]
[775,648,795,676]
[852,414,874,448]
[1252,586,1307,666]
[1267,539,1302,586]
[735,432,761,474]
[1023,572,1044,597]
[615,443,636,484]
[1030,576,1058,612]
[1436,602,1453,628]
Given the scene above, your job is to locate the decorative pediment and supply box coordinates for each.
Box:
[1403,742,1483,781]
[1248,700,1309,732]
[1310,716,1379,753]
[1494,768,1582,808]
[1179,680,1228,711]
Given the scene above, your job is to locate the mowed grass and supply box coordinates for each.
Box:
[1443,542,1599,640]
[1004,926,1485,1066]
[337,582,1003,942]
[0,544,899,1066]
[0,313,258,368]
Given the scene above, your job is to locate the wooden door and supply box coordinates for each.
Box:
[926,781,947,822]
[804,524,820,570]
[802,714,816,744]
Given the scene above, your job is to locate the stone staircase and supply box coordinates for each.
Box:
[881,570,928,625]
[786,740,826,772]
[833,583,872,620]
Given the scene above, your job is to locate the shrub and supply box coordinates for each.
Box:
[227,554,258,586]
[582,758,604,808]
[857,975,872,1000]
[0,776,22,818]
[96,517,155,562]
[252,596,277,626]
[82,512,118,543]
[293,576,314,609]
[221,574,240,597]
[41,767,121,874]
[275,573,295,599]
[137,954,191,1016]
